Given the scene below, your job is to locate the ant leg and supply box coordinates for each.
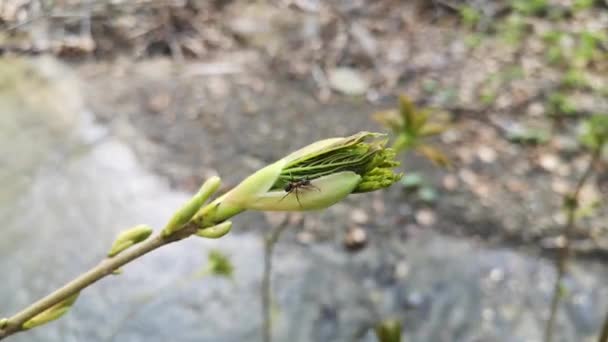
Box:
[279,191,291,202]
[295,188,302,208]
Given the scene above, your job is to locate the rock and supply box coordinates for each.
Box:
[415,209,436,226]
[343,225,367,251]
[328,67,369,96]
[477,146,497,163]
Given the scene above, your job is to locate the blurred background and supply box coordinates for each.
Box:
[1,0,608,341]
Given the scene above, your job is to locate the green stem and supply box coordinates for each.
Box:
[0,196,235,340]
[544,149,600,342]
[262,219,289,342]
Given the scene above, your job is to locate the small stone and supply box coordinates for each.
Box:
[344,225,367,251]
[415,209,436,226]
[528,102,545,116]
[458,168,477,186]
[477,146,497,163]
[539,154,560,172]
[395,262,409,279]
[442,174,459,191]
[328,67,369,96]
[351,209,369,224]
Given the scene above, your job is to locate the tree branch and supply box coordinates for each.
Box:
[0,222,199,340]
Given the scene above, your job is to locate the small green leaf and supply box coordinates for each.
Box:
[196,221,232,239]
[23,293,79,329]
[108,225,153,257]
[163,176,221,237]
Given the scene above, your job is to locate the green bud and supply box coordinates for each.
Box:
[217,132,400,212]
[163,176,221,237]
[22,293,79,330]
[107,225,153,257]
[196,221,232,239]
[189,132,400,228]
[242,172,361,211]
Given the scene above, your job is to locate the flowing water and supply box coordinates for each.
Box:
[1,57,607,342]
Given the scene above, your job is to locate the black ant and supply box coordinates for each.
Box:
[279,175,320,207]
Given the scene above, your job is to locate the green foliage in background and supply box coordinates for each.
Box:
[373,95,450,168]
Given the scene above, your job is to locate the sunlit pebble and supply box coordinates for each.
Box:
[343,225,367,251]
[415,209,436,226]
[459,168,477,186]
[539,154,560,172]
[442,174,459,191]
[489,268,505,283]
[395,262,409,279]
[477,146,497,163]
[527,102,545,117]
[351,208,369,225]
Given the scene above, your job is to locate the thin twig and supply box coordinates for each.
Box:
[0,222,199,340]
[262,219,290,342]
[544,149,601,342]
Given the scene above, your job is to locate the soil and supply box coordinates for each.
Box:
[2,0,607,256]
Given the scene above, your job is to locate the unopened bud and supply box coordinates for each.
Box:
[108,225,153,257]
